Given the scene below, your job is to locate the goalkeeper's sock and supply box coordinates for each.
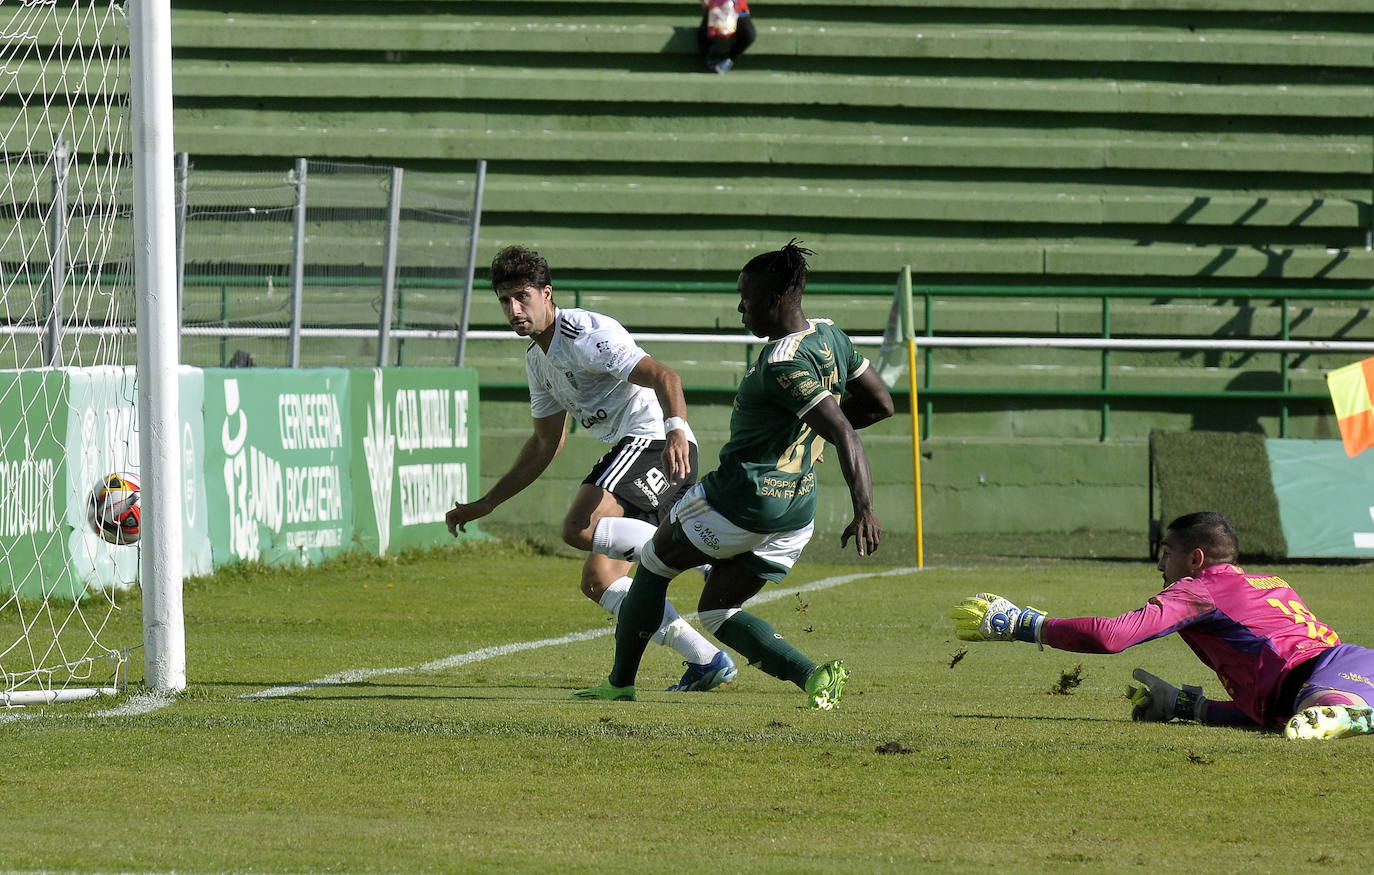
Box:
[710,610,816,689]
[591,516,658,563]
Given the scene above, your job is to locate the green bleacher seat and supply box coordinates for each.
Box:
[160,1,1374,287]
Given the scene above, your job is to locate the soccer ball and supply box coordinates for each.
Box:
[87,472,141,545]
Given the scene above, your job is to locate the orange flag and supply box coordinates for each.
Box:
[1327,357,1374,457]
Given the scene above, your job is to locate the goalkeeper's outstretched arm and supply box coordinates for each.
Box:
[951,593,1261,729]
[1125,669,1257,727]
[952,587,1215,655]
[950,593,1046,644]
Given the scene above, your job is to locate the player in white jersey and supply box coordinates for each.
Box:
[446,245,736,692]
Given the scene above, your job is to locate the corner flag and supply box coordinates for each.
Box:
[875,275,912,388]
[1327,357,1374,457]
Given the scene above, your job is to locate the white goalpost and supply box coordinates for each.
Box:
[129,0,183,694]
[0,0,182,707]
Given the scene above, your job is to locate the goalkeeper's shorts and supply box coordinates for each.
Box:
[1291,643,1374,712]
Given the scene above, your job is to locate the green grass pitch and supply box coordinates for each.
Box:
[4,540,1374,873]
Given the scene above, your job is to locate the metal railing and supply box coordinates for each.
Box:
[13,273,1374,438]
[548,281,1374,439]
[901,284,1374,439]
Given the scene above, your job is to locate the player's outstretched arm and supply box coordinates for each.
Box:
[950,592,1047,643]
[802,395,880,556]
[628,356,692,484]
[446,412,566,536]
[840,367,895,431]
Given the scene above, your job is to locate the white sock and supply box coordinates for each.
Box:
[659,614,720,664]
[597,576,720,664]
[591,516,658,562]
[698,607,741,635]
[597,577,632,616]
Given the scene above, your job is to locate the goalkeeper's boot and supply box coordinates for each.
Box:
[666,651,737,692]
[1284,704,1374,740]
[804,659,850,710]
[571,680,636,702]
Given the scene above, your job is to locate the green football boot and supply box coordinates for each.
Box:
[804,659,850,711]
[1285,704,1374,740]
[571,680,636,702]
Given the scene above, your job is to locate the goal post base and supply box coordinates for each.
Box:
[1,647,131,709]
[2,687,121,708]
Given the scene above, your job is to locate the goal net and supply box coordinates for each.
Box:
[0,0,158,707]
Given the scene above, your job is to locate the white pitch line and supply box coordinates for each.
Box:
[92,691,178,717]
[242,565,921,701]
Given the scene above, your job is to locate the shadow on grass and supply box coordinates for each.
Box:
[949,712,1123,724]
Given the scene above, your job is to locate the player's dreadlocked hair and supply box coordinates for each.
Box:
[740,238,814,303]
[490,244,552,291]
[1166,511,1239,564]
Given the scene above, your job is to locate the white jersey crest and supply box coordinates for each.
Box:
[526,308,664,443]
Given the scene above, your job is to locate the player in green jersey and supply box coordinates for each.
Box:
[573,240,894,708]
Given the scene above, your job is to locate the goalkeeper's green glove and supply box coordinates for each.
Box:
[1125,668,1207,722]
[950,592,1047,644]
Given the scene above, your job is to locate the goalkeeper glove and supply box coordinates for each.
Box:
[950,592,1047,644]
[1125,668,1207,722]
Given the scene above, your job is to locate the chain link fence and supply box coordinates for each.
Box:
[175,156,485,368]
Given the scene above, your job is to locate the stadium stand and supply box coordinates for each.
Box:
[158,1,1374,555]
[169,0,1374,284]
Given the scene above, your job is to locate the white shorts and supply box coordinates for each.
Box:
[669,483,813,583]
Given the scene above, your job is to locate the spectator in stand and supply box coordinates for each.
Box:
[698,0,755,74]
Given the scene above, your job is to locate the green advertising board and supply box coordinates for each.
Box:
[64,367,141,594]
[1,365,483,593]
[0,370,69,599]
[348,367,482,554]
[175,367,215,577]
[1267,439,1374,559]
[63,367,215,593]
[202,368,356,567]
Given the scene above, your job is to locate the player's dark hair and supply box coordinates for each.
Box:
[1166,511,1239,564]
[490,244,552,291]
[740,238,813,303]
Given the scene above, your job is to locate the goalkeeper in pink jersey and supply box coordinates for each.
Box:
[951,511,1374,740]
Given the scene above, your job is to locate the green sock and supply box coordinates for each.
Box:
[714,610,817,689]
[608,568,671,687]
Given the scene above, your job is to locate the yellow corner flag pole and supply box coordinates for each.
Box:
[899,265,924,567]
